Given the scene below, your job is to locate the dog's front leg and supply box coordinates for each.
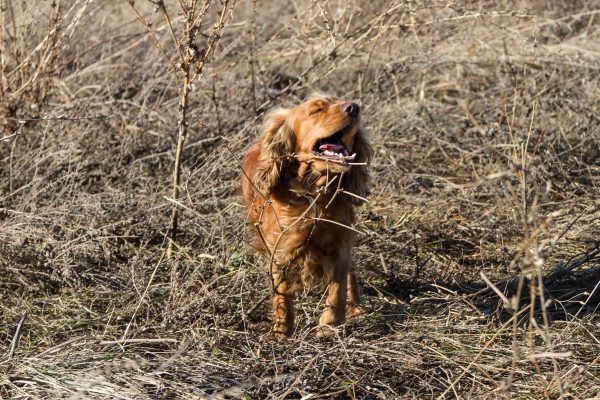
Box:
[345,269,366,318]
[270,277,295,338]
[317,268,347,337]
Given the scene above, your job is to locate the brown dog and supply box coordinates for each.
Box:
[241,94,372,337]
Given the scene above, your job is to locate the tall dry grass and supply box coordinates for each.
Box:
[1,0,599,398]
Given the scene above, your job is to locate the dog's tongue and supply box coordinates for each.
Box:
[319,143,345,153]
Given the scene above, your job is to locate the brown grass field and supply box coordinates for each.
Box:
[1,0,599,398]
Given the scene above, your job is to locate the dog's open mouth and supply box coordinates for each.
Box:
[312,130,356,162]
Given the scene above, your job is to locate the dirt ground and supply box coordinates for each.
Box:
[1,1,599,398]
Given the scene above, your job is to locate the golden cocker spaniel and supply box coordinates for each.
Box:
[241,94,372,337]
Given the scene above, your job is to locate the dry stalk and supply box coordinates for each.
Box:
[0,0,6,99]
[0,114,112,122]
[127,0,180,78]
[121,251,166,341]
[132,0,239,258]
[249,0,257,117]
[8,311,27,358]
[210,63,222,136]
[312,0,336,48]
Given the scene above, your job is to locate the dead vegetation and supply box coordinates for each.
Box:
[1,0,599,398]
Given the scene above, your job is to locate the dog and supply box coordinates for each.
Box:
[241,94,372,337]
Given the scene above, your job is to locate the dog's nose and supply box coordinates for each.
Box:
[343,101,360,118]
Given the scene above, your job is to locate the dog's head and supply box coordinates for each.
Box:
[255,95,372,199]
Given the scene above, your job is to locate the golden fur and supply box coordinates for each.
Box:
[241,95,372,337]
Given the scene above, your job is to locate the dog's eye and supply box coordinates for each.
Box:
[309,108,323,115]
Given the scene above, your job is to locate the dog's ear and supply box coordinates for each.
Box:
[254,108,295,196]
[345,127,373,203]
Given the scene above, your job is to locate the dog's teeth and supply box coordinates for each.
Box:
[316,150,356,162]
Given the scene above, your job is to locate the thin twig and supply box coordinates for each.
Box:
[249,0,257,117]
[98,338,179,346]
[122,252,166,341]
[0,114,112,122]
[310,217,365,235]
[8,312,27,359]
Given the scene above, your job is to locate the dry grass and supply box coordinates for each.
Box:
[1,0,599,398]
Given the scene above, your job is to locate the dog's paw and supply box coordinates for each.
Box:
[263,331,288,341]
[264,323,293,340]
[315,324,339,340]
[345,304,367,319]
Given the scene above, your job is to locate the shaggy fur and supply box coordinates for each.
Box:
[241,95,372,337]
